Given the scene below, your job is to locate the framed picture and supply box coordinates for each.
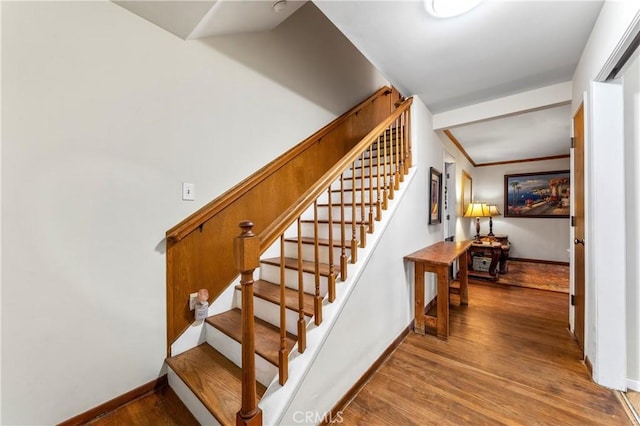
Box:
[461,169,472,216]
[429,167,442,224]
[504,170,570,218]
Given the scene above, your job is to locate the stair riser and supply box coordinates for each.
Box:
[318,187,392,205]
[300,221,363,242]
[329,175,385,191]
[259,262,330,295]
[167,368,221,426]
[233,288,307,336]
[301,205,371,222]
[205,325,277,387]
[283,239,351,264]
[342,164,387,179]
[358,153,396,168]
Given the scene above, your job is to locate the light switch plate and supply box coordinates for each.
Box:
[182,182,195,201]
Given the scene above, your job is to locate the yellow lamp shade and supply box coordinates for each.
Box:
[464,202,490,218]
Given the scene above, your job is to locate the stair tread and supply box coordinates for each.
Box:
[329,186,392,194]
[238,279,315,317]
[206,308,297,366]
[166,344,266,425]
[261,256,339,276]
[300,218,369,225]
[283,236,356,248]
[317,201,377,207]
[341,172,394,181]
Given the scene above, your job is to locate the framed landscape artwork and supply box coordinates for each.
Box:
[504,170,570,218]
[429,167,442,224]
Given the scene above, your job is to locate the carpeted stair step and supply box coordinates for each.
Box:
[206,308,297,366]
[165,344,266,425]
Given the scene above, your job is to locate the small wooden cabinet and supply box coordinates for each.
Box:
[468,242,502,280]
[480,234,510,274]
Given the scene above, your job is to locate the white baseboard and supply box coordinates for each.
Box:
[627,378,640,391]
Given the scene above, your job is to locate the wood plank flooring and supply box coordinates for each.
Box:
[87,384,198,426]
[335,283,630,425]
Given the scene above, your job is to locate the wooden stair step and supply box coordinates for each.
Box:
[237,279,315,317]
[342,171,395,180]
[300,218,369,226]
[317,201,377,207]
[261,256,339,277]
[206,308,296,366]
[165,344,266,425]
[284,236,354,248]
[329,186,391,194]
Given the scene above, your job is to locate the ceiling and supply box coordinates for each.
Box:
[115,0,604,165]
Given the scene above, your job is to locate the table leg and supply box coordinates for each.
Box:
[436,266,449,339]
[414,262,425,335]
[459,252,469,305]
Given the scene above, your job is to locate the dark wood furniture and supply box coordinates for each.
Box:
[480,234,510,273]
[468,242,502,280]
[405,240,472,339]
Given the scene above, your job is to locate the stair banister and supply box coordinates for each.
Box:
[234,221,263,426]
[165,86,397,350]
[258,97,413,252]
[254,96,412,389]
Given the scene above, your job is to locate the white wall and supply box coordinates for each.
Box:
[438,133,476,243]
[624,51,640,390]
[571,0,640,390]
[0,2,388,424]
[472,158,571,262]
[278,96,446,424]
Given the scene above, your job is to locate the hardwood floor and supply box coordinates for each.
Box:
[87,283,631,425]
[335,283,631,425]
[86,385,198,426]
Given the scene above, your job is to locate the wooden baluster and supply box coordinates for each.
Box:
[394,117,400,190]
[340,174,348,281]
[382,128,389,210]
[327,187,336,302]
[399,113,405,182]
[350,162,358,264]
[278,234,288,385]
[368,143,375,234]
[389,122,396,200]
[407,109,413,170]
[296,218,306,353]
[376,137,382,221]
[234,221,263,426]
[359,152,367,247]
[313,201,322,325]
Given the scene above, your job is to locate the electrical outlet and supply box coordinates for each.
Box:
[189,292,198,311]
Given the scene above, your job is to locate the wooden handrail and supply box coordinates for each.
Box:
[166,86,391,244]
[258,98,413,251]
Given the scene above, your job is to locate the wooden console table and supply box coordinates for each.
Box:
[405,240,472,339]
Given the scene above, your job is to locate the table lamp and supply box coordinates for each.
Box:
[487,204,502,237]
[463,201,490,241]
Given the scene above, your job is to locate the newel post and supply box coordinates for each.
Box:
[235,221,263,426]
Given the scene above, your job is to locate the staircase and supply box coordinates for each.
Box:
[164,92,413,425]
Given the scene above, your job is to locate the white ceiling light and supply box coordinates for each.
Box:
[424,0,483,18]
[272,0,287,14]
